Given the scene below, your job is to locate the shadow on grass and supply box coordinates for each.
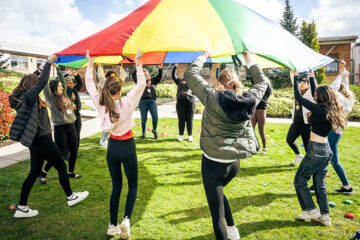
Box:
[182,220,311,240]
[160,193,295,225]
[238,164,296,177]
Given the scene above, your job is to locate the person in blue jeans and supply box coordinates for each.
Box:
[292,70,347,226]
[132,65,162,139]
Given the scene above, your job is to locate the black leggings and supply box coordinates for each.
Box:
[20,134,72,205]
[201,155,240,240]
[286,119,311,154]
[45,123,78,173]
[74,112,82,148]
[176,98,196,136]
[107,137,138,225]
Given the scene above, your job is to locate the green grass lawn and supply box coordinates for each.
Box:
[1,119,360,240]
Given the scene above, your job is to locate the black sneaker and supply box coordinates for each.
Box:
[152,130,159,139]
[309,185,315,193]
[140,134,146,139]
[68,173,82,179]
[335,187,354,195]
[38,171,47,184]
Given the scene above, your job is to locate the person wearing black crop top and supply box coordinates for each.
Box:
[132,65,162,139]
[172,64,196,142]
[292,70,347,226]
[251,78,272,154]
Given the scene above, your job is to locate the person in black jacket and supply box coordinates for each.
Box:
[172,64,196,142]
[8,55,88,218]
[251,79,272,154]
[132,65,162,139]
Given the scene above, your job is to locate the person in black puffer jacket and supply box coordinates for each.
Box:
[132,65,162,139]
[8,55,88,219]
[172,64,196,142]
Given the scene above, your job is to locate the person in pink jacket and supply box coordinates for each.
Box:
[85,49,146,239]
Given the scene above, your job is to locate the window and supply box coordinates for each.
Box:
[201,63,211,78]
[324,54,339,75]
[11,56,28,69]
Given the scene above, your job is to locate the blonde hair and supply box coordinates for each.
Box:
[338,83,354,99]
[218,68,242,96]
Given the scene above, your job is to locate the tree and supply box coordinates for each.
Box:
[299,20,326,83]
[0,52,9,70]
[279,0,298,36]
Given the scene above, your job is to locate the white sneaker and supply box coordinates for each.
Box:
[100,140,108,149]
[227,226,240,239]
[107,223,121,236]
[67,191,89,207]
[299,208,321,220]
[178,135,183,142]
[313,215,331,226]
[119,217,130,239]
[291,153,304,165]
[188,136,193,142]
[14,206,39,218]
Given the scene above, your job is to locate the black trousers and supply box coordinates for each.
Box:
[107,137,138,225]
[44,123,78,173]
[19,134,72,205]
[286,118,311,154]
[65,112,82,157]
[176,98,196,136]
[202,155,240,240]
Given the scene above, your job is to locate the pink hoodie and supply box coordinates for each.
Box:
[85,65,146,136]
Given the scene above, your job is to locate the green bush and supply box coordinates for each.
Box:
[266,97,293,118]
[0,76,21,93]
[122,83,177,100]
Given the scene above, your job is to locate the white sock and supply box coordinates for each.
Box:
[66,193,74,200]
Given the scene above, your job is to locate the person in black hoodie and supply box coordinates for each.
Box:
[9,55,88,218]
[172,64,196,142]
[132,65,162,139]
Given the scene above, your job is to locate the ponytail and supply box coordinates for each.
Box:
[99,76,121,123]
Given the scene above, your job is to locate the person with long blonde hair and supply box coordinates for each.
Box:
[293,70,347,226]
[85,49,145,238]
[184,51,268,240]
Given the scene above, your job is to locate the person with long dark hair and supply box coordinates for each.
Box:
[132,64,162,139]
[39,64,81,182]
[172,63,196,142]
[9,55,88,218]
[184,51,268,240]
[293,70,347,226]
[85,50,145,238]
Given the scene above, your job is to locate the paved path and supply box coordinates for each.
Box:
[1,93,360,169]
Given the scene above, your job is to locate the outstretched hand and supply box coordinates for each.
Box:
[308,70,314,78]
[86,50,94,66]
[242,51,251,65]
[203,52,210,59]
[135,48,144,66]
[48,54,57,62]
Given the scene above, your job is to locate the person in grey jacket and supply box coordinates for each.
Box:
[184,51,267,240]
[39,66,81,182]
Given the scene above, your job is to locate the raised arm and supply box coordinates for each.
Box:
[73,73,83,91]
[97,64,106,89]
[308,71,317,97]
[184,52,215,105]
[172,64,181,85]
[294,75,320,112]
[25,55,57,105]
[132,69,138,83]
[55,65,70,98]
[85,51,101,110]
[151,65,162,85]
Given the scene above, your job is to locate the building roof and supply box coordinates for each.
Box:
[0,40,57,57]
[318,35,358,45]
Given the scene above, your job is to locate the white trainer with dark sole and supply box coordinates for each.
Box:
[67,191,89,207]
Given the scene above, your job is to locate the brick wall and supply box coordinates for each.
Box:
[319,43,351,82]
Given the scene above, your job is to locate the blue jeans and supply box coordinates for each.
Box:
[139,99,158,135]
[294,142,332,214]
[101,131,109,143]
[328,129,349,186]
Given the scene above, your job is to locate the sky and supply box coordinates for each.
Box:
[0,0,359,51]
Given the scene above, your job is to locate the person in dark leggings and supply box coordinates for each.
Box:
[64,70,83,158]
[287,74,314,165]
[293,70,347,226]
[251,79,272,154]
[132,64,162,139]
[40,65,80,182]
[172,63,196,142]
[184,52,268,240]
[8,55,88,218]
[85,50,146,238]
